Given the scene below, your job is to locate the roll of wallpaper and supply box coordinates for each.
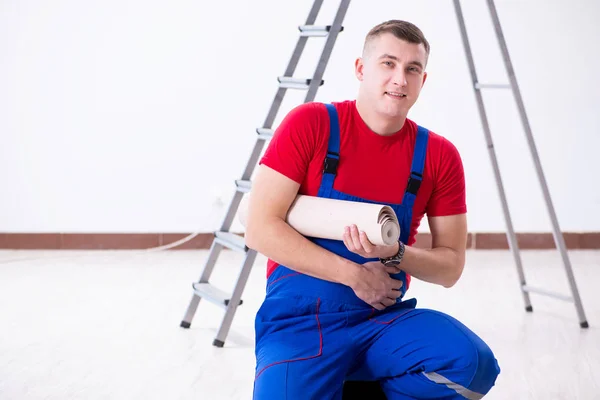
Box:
[238,194,400,246]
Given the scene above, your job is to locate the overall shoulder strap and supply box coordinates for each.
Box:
[401,125,430,207]
[317,104,341,197]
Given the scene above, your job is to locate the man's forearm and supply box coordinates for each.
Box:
[245,217,361,287]
[399,245,465,288]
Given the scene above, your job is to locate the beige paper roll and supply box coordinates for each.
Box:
[238,194,400,246]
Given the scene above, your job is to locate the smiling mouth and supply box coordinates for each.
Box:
[385,91,407,98]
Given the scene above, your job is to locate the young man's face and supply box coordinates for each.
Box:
[355,33,428,121]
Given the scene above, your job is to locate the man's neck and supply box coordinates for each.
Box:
[355,98,406,136]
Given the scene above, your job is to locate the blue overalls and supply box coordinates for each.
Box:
[253,104,500,399]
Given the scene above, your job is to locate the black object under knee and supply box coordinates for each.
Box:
[342,380,387,400]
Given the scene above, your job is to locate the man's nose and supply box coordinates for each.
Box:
[393,69,407,86]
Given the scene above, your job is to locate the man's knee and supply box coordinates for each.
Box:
[467,339,501,395]
[440,334,500,397]
[424,312,501,396]
[422,338,500,398]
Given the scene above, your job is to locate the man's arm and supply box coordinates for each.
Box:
[244,164,360,286]
[397,135,468,288]
[395,213,467,288]
[244,164,404,309]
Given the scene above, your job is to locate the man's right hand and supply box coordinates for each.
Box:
[350,261,404,310]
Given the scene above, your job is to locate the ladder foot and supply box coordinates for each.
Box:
[525,305,533,312]
[580,321,589,329]
[213,339,225,348]
[180,321,191,329]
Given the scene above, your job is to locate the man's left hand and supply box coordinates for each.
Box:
[342,224,399,259]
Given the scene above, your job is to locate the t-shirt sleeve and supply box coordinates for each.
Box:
[259,102,324,184]
[426,138,468,216]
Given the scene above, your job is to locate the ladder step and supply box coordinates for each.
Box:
[192,282,243,309]
[214,231,247,253]
[256,128,274,140]
[235,179,252,193]
[278,77,324,90]
[522,284,573,302]
[475,83,511,90]
[298,25,344,37]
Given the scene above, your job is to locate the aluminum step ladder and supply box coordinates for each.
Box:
[179,0,352,347]
[453,0,588,328]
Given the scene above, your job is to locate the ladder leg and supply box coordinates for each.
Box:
[180,0,351,346]
[304,0,351,102]
[180,294,200,329]
[213,250,258,347]
[220,189,246,233]
[485,0,588,328]
[260,0,325,137]
[452,0,533,312]
[180,239,224,328]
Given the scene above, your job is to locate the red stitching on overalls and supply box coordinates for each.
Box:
[255,298,323,379]
[267,272,300,287]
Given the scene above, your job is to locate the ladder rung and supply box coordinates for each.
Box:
[214,231,247,253]
[256,128,274,140]
[235,179,252,193]
[298,25,344,37]
[522,285,573,302]
[192,282,243,309]
[278,77,324,90]
[475,83,511,90]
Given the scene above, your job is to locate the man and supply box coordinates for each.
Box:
[244,19,500,399]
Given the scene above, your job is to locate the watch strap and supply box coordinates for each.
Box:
[380,240,405,264]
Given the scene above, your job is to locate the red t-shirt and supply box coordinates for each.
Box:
[259,100,466,278]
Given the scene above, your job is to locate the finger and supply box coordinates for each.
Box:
[359,231,374,255]
[380,297,396,307]
[342,227,354,251]
[372,303,385,311]
[350,225,363,250]
[384,266,400,274]
[388,289,403,299]
[390,279,404,291]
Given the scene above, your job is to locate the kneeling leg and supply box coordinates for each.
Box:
[350,309,500,399]
[253,298,353,400]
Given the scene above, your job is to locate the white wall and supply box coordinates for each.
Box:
[1,0,599,234]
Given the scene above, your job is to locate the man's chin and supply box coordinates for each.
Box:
[378,105,407,119]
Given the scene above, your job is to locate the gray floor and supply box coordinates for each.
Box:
[0,248,598,399]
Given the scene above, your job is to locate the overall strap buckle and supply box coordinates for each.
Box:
[406,172,422,195]
[323,151,339,174]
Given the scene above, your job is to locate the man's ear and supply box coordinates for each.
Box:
[421,71,428,87]
[354,57,364,81]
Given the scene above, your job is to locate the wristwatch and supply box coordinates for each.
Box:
[379,240,405,267]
